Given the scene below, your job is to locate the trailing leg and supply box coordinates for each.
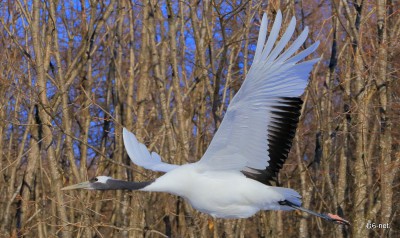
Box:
[279,200,350,226]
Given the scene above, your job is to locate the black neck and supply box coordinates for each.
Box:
[96,179,154,190]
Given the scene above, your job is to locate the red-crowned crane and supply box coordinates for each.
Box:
[63,11,349,226]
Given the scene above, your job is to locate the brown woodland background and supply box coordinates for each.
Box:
[0,0,399,237]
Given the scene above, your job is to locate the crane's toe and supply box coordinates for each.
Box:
[325,213,350,226]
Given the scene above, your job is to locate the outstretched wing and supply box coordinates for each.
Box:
[123,128,179,172]
[196,11,319,184]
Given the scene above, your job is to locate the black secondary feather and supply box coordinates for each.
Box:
[242,97,303,185]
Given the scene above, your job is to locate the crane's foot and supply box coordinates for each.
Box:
[324,213,350,226]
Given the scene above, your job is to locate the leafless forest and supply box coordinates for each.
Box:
[0,0,399,237]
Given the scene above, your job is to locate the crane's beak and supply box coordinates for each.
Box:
[61,181,91,190]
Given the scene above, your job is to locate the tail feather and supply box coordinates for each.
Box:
[273,187,302,206]
[265,187,302,211]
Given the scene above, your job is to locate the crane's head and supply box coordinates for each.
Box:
[61,176,113,190]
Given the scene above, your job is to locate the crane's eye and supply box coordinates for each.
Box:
[90,177,99,182]
[94,178,98,181]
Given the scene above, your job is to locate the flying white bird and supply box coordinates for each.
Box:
[63,11,349,225]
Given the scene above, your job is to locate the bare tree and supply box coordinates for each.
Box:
[0,0,399,237]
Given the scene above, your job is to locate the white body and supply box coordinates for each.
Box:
[142,164,300,218]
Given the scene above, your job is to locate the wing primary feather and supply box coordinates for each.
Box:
[275,26,309,64]
[265,16,296,64]
[286,41,320,64]
[254,13,268,62]
[260,10,282,61]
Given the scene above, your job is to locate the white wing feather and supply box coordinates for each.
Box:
[123,128,179,172]
[197,12,319,171]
